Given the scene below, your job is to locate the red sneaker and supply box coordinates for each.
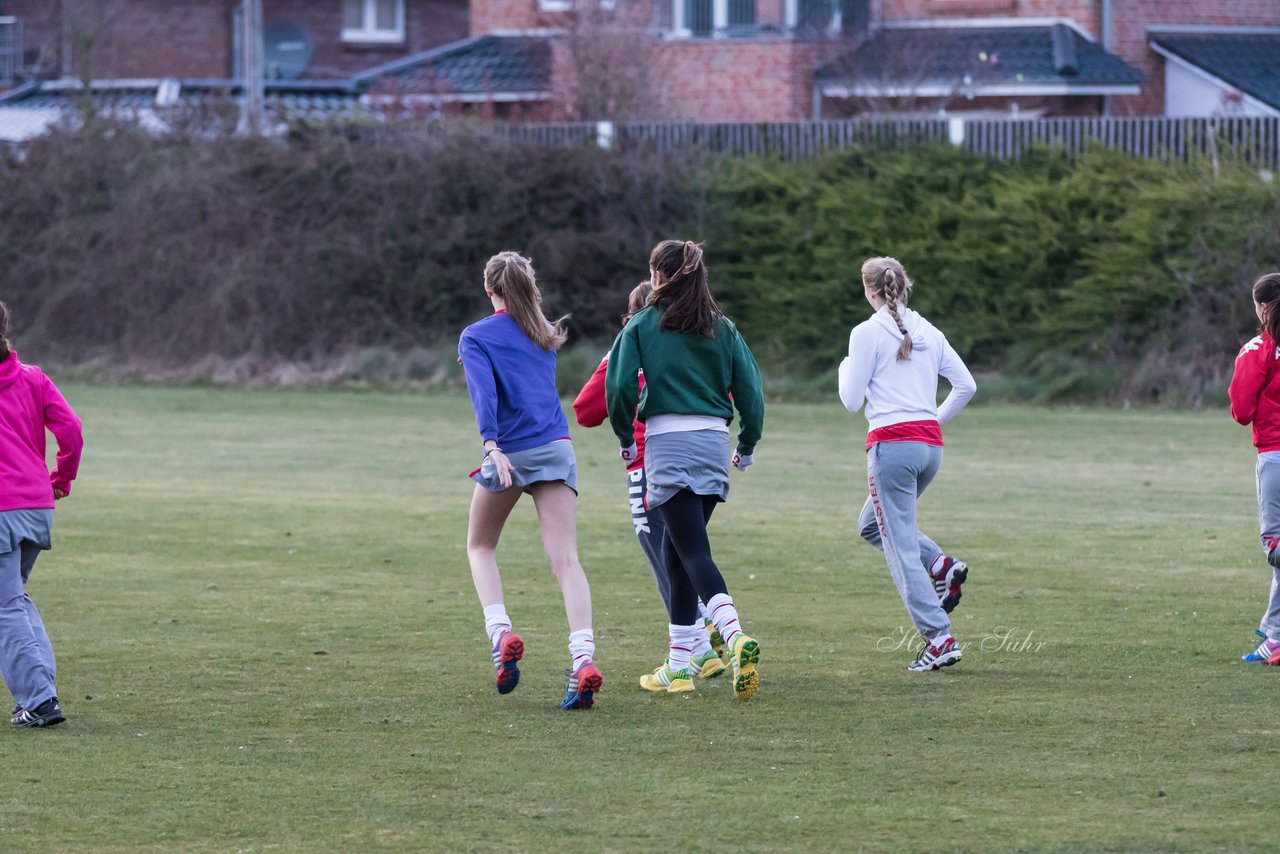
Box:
[491,632,524,695]
[560,662,602,710]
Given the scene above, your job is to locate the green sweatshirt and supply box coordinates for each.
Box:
[604,306,764,455]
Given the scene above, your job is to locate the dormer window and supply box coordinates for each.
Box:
[342,0,405,44]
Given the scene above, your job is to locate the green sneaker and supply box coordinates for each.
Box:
[730,634,761,701]
[705,619,728,659]
[689,648,726,679]
[640,663,694,693]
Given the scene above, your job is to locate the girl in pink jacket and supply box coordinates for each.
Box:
[0,301,83,727]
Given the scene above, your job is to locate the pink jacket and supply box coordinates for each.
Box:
[0,352,83,511]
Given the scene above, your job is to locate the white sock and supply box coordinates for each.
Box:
[568,629,595,670]
[707,593,743,646]
[483,604,512,647]
[690,625,713,657]
[667,623,699,672]
[697,599,710,623]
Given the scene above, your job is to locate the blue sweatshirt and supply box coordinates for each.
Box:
[458,311,569,454]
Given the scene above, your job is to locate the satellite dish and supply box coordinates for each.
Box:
[263,21,313,80]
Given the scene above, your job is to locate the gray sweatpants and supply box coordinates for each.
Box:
[0,510,58,711]
[628,466,673,611]
[864,441,951,640]
[1255,453,1280,639]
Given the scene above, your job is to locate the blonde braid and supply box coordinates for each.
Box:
[881,268,913,361]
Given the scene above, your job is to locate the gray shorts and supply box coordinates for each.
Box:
[643,430,730,509]
[472,439,578,494]
[0,509,53,554]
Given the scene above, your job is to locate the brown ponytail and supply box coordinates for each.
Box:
[483,251,568,351]
[861,256,915,360]
[0,300,11,362]
[648,239,722,339]
[1254,272,1280,346]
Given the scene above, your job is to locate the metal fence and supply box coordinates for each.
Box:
[490,116,1280,169]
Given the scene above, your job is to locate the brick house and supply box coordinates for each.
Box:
[0,0,468,81]
[0,0,1277,127]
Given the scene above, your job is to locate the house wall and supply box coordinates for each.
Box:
[654,39,820,120]
[882,0,1099,35]
[3,0,468,82]
[1163,56,1279,118]
[270,0,468,77]
[1109,0,1280,115]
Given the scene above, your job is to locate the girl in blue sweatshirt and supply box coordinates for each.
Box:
[458,251,601,711]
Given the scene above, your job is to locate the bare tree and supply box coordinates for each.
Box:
[816,28,955,116]
[557,0,661,122]
[60,0,123,84]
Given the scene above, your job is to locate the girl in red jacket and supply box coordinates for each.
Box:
[1229,272,1280,664]
[0,301,83,726]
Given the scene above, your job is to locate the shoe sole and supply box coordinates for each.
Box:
[733,638,761,701]
[640,677,694,693]
[494,634,524,695]
[940,563,968,614]
[563,666,603,710]
[909,649,962,672]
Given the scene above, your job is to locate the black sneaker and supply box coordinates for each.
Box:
[12,697,65,728]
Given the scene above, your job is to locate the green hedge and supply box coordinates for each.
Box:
[3,121,1277,402]
[704,144,1280,403]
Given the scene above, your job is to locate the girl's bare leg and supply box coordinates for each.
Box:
[466,484,523,607]
[529,481,592,632]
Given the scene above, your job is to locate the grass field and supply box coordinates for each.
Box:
[5,384,1278,852]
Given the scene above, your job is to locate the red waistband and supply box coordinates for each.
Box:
[866,420,943,450]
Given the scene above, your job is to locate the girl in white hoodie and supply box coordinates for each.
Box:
[838,257,976,672]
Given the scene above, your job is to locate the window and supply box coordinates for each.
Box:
[727,0,756,35]
[685,0,713,37]
[794,0,867,36]
[342,0,404,43]
[675,0,756,37]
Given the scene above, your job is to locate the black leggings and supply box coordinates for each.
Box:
[654,489,728,625]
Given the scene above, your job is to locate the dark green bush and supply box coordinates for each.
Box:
[704,144,1280,403]
[0,120,705,367]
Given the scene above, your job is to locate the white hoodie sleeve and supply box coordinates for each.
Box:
[838,324,875,413]
[935,337,976,425]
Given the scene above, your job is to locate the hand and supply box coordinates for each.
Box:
[732,451,754,472]
[488,450,514,489]
[620,443,638,465]
[53,488,67,500]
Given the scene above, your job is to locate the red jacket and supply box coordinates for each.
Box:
[0,352,83,511]
[1229,333,1280,452]
[573,355,645,470]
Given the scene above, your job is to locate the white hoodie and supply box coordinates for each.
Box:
[838,304,976,430]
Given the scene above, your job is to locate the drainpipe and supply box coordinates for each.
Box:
[1101,0,1113,115]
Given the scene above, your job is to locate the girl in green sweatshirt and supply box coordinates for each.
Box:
[605,240,765,701]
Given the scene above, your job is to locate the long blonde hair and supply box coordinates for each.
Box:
[484,251,567,351]
[862,256,914,361]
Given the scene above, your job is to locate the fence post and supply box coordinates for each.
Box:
[948,116,966,147]
[595,120,615,150]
